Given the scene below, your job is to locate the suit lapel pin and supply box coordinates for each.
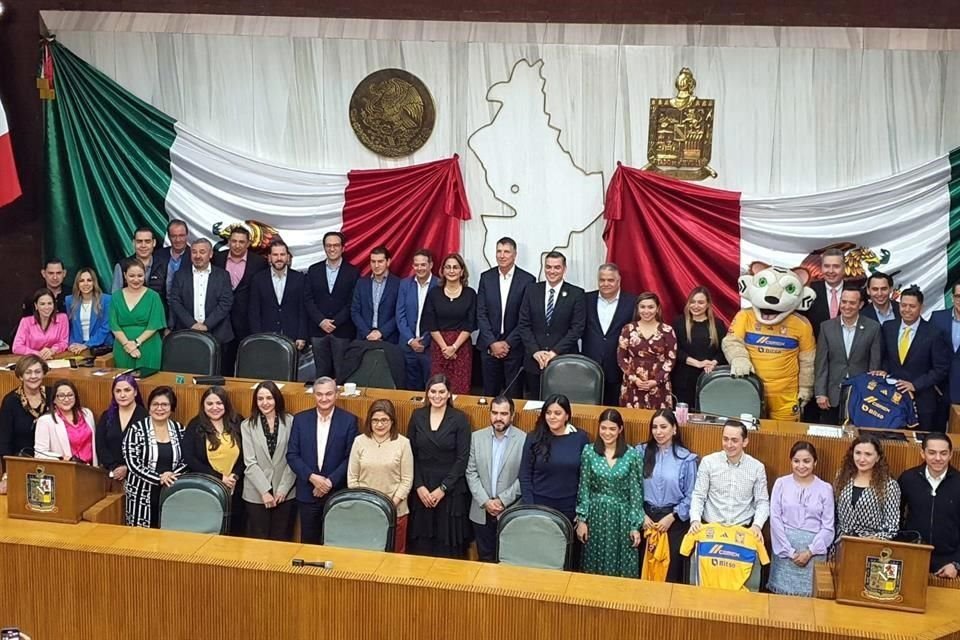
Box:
[562,291,567,297]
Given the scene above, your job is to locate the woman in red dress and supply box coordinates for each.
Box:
[421,253,477,394]
[617,292,677,409]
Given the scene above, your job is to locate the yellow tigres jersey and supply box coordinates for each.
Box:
[728,311,815,388]
[680,524,770,591]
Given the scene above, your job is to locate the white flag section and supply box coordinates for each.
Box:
[740,154,954,311]
[166,123,348,269]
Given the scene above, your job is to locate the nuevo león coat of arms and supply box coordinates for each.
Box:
[644,67,716,181]
[863,548,904,602]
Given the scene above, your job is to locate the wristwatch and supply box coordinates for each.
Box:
[439,483,448,493]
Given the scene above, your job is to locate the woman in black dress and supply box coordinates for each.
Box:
[95,373,148,486]
[671,286,727,408]
[406,373,472,557]
[421,253,476,395]
[0,355,48,495]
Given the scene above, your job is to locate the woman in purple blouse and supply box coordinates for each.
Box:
[768,440,835,596]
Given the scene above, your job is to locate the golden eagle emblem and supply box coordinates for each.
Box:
[350,69,436,158]
[212,220,281,256]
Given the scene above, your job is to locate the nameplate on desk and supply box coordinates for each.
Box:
[46,359,72,369]
[806,424,845,438]
[522,401,545,412]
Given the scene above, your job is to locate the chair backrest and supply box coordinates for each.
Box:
[321,488,397,551]
[496,504,573,570]
[158,473,231,534]
[345,349,397,389]
[540,355,604,405]
[235,333,299,381]
[696,366,764,418]
[161,330,221,376]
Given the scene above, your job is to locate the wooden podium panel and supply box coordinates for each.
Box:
[3,456,106,524]
[835,536,934,613]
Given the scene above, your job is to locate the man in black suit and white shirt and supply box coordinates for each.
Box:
[813,285,882,425]
[249,239,308,348]
[304,231,361,377]
[803,247,845,340]
[169,238,235,346]
[861,271,900,326]
[476,237,535,398]
[516,251,586,399]
[581,264,636,406]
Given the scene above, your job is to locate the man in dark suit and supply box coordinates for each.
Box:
[861,271,901,325]
[285,377,359,544]
[168,238,235,347]
[929,280,960,413]
[21,258,67,318]
[803,247,845,340]
[351,246,402,344]
[248,239,308,347]
[516,251,586,399]
[581,263,636,406]
[305,232,361,376]
[396,249,439,390]
[813,285,882,425]
[879,286,950,432]
[154,219,191,297]
[476,237,536,398]
[212,226,269,374]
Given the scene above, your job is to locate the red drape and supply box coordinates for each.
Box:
[602,163,742,324]
[342,155,472,277]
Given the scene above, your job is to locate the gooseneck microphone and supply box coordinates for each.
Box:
[292,558,335,569]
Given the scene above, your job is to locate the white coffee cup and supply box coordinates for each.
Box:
[343,382,358,395]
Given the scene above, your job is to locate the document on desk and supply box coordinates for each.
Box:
[806,424,844,438]
[523,401,545,412]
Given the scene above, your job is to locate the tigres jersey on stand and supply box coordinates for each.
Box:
[841,372,919,429]
[679,524,770,591]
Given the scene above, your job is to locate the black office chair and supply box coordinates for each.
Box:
[321,488,397,551]
[161,330,221,376]
[496,504,574,570]
[540,355,604,405]
[158,473,231,534]
[696,366,764,418]
[346,349,397,390]
[235,333,298,381]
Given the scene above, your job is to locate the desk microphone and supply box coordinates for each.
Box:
[292,559,335,569]
[498,366,525,399]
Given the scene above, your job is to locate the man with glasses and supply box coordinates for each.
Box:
[305,232,361,377]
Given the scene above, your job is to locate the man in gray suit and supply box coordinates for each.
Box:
[465,396,525,562]
[814,285,882,425]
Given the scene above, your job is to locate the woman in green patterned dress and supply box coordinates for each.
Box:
[109,258,166,370]
[575,408,644,577]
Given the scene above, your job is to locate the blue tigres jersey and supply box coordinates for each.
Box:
[842,373,918,429]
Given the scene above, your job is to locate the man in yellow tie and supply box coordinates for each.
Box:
[875,286,951,431]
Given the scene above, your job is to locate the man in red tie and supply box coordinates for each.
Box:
[802,247,846,341]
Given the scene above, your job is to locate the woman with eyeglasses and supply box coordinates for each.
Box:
[0,355,49,495]
[34,380,97,464]
[123,386,186,528]
[348,399,414,552]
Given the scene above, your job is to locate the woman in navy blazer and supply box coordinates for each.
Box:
[65,268,113,355]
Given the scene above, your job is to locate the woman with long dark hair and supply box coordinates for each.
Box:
[617,292,677,409]
[574,409,643,577]
[406,374,472,557]
[833,434,899,541]
[671,286,726,408]
[95,373,148,484]
[13,288,68,359]
[34,379,97,464]
[241,381,296,541]
[635,409,698,582]
[421,253,477,394]
[183,385,246,534]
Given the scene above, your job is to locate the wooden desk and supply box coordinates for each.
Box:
[1,367,956,491]
[1,506,959,640]
[0,350,113,368]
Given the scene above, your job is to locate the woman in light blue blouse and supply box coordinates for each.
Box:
[636,409,698,583]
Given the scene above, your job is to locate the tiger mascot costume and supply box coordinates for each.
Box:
[721,262,817,421]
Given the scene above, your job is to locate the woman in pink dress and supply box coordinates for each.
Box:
[617,292,677,409]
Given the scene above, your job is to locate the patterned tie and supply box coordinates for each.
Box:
[898,326,911,364]
[829,287,839,318]
[546,287,556,325]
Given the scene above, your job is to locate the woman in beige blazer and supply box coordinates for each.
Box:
[241,381,297,541]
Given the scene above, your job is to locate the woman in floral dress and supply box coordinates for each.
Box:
[617,292,677,409]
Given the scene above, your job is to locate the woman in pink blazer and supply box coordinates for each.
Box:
[13,289,69,359]
[34,380,97,465]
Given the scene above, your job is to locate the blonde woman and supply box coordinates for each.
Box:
[671,286,726,408]
[65,268,113,354]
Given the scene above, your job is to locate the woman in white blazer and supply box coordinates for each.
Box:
[241,381,297,541]
[34,379,97,465]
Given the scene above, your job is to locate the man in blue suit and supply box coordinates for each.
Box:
[351,246,402,344]
[396,249,439,390]
[248,239,308,348]
[476,237,535,398]
[879,286,950,432]
[581,264,636,406]
[930,281,960,418]
[286,377,359,544]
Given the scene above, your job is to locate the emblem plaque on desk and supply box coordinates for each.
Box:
[644,67,717,180]
[26,466,57,513]
[862,548,904,602]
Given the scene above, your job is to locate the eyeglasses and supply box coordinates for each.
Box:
[55,393,75,400]
[151,402,171,408]
[370,417,392,425]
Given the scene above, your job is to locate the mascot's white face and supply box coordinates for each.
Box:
[738,262,816,326]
